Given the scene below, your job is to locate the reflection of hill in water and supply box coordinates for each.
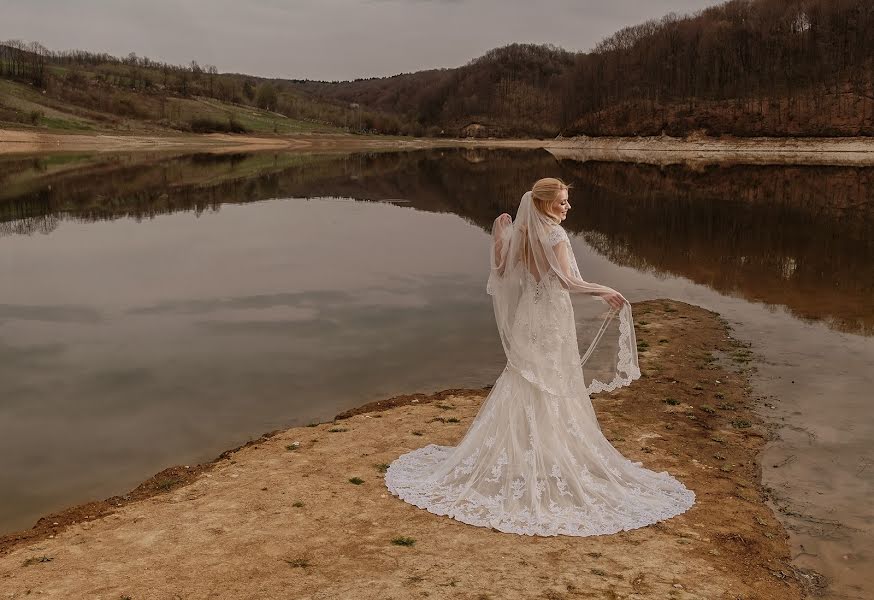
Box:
[555,161,874,335]
[2,149,872,335]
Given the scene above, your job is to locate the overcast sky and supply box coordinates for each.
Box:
[4,0,724,81]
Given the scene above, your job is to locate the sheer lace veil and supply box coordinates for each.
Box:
[487,190,641,395]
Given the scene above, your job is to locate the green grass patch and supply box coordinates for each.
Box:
[374,463,391,474]
[663,398,680,406]
[348,477,365,485]
[285,558,310,568]
[156,477,182,491]
[391,536,416,546]
[731,419,752,429]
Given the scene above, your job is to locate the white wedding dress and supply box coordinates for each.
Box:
[384,195,695,536]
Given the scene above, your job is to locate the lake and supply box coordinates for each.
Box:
[1,148,872,599]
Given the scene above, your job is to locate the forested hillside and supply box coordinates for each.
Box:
[0,43,351,135]
[2,0,872,138]
[292,0,874,137]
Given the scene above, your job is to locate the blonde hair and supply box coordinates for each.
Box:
[531,177,571,221]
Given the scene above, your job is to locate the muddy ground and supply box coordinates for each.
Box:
[0,300,806,599]
[3,127,874,167]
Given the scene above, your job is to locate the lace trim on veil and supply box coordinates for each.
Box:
[585,307,642,395]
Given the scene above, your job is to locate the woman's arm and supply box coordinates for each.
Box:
[492,213,512,276]
[553,239,627,310]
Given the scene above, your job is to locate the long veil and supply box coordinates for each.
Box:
[486,191,640,396]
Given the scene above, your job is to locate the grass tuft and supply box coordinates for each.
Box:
[285,557,310,568]
[391,536,416,546]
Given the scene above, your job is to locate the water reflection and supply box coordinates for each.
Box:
[2,149,872,335]
[1,148,872,598]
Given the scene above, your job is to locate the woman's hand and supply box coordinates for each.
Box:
[496,213,512,229]
[599,288,627,310]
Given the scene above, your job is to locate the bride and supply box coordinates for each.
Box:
[384,178,695,536]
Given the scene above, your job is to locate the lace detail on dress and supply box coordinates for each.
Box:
[386,246,694,536]
[546,226,569,247]
[384,366,695,537]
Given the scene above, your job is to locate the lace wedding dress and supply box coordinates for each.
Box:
[384,192,695,536]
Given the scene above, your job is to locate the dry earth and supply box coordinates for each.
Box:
[549,134,874,166]
[0,300,805,599]
[0,128,542,155]
[4,127,874,166]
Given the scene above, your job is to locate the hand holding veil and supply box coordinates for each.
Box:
[487,191,641,396]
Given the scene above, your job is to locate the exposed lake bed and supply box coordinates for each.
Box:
[0,147,871,598]
[0,301,807,599]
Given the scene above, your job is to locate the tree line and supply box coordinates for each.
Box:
[290,0,874,137]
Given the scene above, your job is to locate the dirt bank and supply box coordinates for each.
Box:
[0,300,805,599]
[0,128,543,155]
[4,127,873,166]
[549,134,874,166]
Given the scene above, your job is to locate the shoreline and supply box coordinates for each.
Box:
[549,134,874,166]
[0,300,809,598]
[3,127,874,165]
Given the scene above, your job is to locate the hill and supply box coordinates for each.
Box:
[2,0,872,138]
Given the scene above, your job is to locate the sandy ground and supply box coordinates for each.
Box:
[3,127,874,165]
[0,300,807,599]
[548,134,874,166]
[0,128,543,156]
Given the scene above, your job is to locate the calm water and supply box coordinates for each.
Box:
[1,149,872,599]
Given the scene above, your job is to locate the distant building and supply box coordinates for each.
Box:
[461,123,488,138]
